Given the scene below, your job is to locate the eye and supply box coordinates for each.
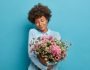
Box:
[41,19,44,22]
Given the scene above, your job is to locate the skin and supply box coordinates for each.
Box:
[35,16,48,33]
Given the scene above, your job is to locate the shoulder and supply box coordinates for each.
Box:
[29,28,41,38]
[29,28,39,35]
[29,28,37,33]
[28,28,36,38]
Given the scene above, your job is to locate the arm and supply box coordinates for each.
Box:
[28,29,48,70]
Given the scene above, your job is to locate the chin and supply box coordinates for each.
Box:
[38,27,46,31]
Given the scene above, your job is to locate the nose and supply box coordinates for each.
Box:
[38,21,42,26]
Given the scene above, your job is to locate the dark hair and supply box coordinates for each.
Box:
[28,3,52,24]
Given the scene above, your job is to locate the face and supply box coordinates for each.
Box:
[35,16,48,31]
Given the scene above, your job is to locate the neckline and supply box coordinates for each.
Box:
[36,28,50,34]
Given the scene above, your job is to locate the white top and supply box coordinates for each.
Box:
[28,28,61,70]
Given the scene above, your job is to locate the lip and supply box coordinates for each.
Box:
[39,26,43,28]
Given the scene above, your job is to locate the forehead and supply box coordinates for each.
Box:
[35,16,46,21]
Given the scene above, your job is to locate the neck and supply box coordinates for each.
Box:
[41,28,48,33]
[37,28,48,33]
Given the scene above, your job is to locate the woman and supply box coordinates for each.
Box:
[28,3,61,70]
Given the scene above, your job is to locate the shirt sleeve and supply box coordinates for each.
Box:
[28,29,48,70]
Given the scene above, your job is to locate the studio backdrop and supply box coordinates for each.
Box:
[0,0,90,70]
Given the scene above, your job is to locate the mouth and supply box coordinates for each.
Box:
[39,26,44,29]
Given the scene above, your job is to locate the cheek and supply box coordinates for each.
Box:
[44,22,47,26]
[45,20,48,25]
[43,20,47,25]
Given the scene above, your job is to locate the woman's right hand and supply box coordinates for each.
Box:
[47,65,53,70]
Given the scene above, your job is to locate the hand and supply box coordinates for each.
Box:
[47,65,53,70]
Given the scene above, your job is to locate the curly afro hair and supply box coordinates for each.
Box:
[28,3,52,24]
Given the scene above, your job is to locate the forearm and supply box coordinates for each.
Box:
[29,51,48,70]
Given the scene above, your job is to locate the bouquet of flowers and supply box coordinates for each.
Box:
[30,35,71,66]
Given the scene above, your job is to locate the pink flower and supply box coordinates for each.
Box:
[41,35,54,41]
[50,45,61,57]
[48,35,53,40]
[54,55,61,61]
[41,35,48,40]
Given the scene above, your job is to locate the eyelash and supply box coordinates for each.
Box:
[41,19,44,22]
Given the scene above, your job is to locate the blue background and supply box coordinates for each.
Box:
[0,0,90,70]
